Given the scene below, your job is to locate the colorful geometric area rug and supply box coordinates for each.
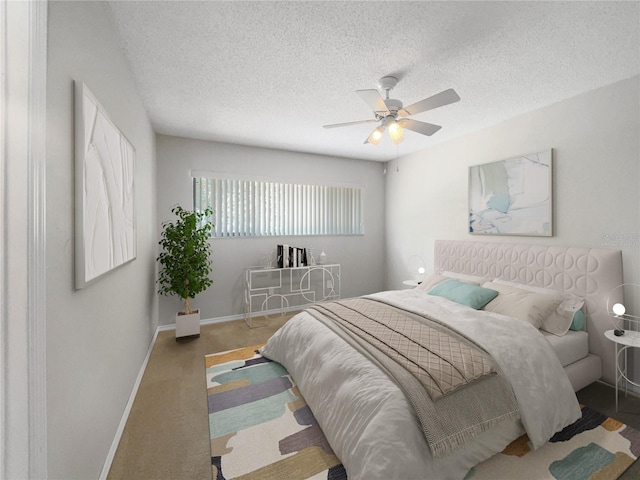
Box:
[467,405,640,480]
[206,346,639,480]
[205,345,347,480]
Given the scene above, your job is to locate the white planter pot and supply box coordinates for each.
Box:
[175,309,200,339]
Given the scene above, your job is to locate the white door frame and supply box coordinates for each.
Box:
[1,0,48,478]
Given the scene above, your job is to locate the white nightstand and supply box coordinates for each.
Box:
[604,329,640,411]
[403,280,420,288]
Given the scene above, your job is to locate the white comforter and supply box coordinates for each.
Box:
[261,289,581,480]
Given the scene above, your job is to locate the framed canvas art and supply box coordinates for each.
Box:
[74,81,136,289]
[469,149,552,236]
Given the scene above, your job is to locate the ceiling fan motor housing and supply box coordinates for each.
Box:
[384,98,403,116]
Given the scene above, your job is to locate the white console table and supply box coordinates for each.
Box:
[244,264,340,327]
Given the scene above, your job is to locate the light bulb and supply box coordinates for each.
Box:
[388,121,404,145]
[613,303,626,316]
[367,128,383,145]
[418,267,425,275]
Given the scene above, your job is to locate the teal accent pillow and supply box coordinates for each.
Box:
[428,279,499,309]
[569,309,585,331]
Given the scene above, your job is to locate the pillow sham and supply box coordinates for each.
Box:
[481,282,563,330]
[416,271,484,291]
[440,271,486,285]
[428,279,499,309]
[490,279,585,336]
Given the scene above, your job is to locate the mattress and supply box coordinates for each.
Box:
[541,329,589,367]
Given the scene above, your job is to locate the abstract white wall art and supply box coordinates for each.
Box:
[75,81,136,289]
[469,149,552,236]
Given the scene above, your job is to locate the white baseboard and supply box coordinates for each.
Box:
[155,312,245,332]
[157,308,298,332]
[99,312,261,478]
[98,326,160,480]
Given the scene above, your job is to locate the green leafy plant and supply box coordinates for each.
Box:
[157,205,213,315]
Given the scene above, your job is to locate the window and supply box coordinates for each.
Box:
[193,175,363,237]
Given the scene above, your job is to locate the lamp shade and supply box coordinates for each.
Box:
[388,121,404,144]
[606,284,640,335]
[407,255,426,283]
[367,127,383,145]
[613,303,626,316]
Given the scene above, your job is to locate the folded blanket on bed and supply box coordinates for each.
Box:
[307,298,520,458]
[310,298,496,399]
[368,289,582,450]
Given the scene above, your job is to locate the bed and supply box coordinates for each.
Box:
[260,240,624,479]
[431,240,622,389]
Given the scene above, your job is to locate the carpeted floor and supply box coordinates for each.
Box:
[107,314,293,480]
[108,315,640,480]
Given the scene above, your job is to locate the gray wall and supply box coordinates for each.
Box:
[385,76,640,306]
[46,2,158,478]
[156,135,386,324]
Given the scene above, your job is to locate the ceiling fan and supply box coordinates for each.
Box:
[323,76,460,145]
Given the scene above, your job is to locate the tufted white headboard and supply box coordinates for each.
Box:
[434,240,623,386]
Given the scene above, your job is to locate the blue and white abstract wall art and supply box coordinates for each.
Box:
[469,150,552,236]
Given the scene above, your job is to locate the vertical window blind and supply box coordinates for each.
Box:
[193,177,364,237]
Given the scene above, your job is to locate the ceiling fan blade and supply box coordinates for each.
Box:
[399,88,460,117]
[356,89,390,115]
[323,119,378,129]
[397,118,442,136]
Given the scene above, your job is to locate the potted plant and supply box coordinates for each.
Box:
[157,205,213,339]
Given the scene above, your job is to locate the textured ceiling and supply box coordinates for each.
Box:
[107,1,640,162]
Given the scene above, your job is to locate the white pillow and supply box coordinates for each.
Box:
[491,279,584,336]
[482,282,563,330]
[440,271,486,285]
[415,273,450,291]
[416,271,484,291]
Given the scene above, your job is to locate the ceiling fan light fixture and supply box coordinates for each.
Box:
[367,127,384,145]
[388,121,404,144]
